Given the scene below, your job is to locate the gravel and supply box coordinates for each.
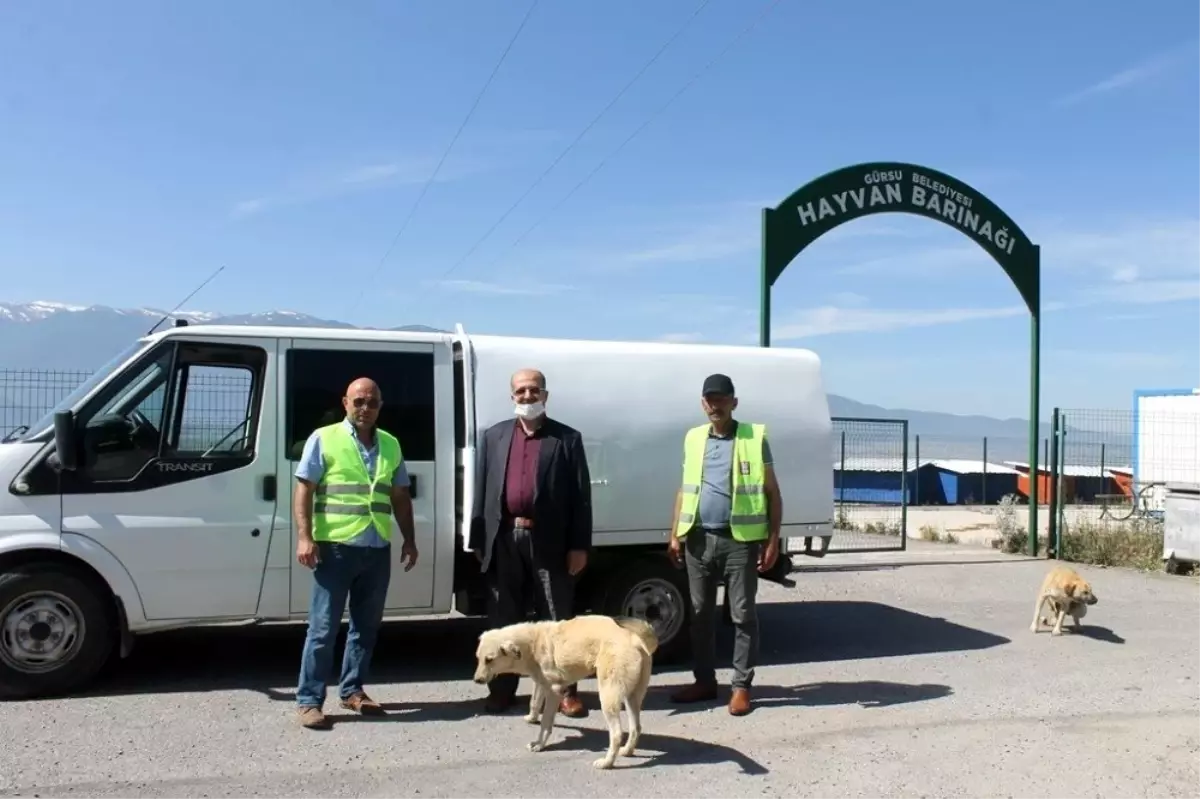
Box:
[2,541,1197,798]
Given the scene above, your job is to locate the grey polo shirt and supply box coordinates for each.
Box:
[694,420,773,533]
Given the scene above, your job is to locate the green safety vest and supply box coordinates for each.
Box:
[311,422,404,544]
[674,421,769,543]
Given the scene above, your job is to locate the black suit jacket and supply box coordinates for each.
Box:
[468,416,593,572]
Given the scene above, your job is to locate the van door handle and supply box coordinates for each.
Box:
[262,474,277,502]
[590,478,609,486]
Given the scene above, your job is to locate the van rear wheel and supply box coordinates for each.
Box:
[601,557,691,663]
[0,566,114,700]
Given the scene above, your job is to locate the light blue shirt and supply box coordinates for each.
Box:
[295,418,410,548]
[696,421,773,532]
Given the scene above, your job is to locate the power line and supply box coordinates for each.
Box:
[349,0,540,315]
[476,0,784,276]
[433,0,716,285]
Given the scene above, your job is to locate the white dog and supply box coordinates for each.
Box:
[473,615,657,769]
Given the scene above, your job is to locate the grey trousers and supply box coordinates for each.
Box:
[684,528,761,690]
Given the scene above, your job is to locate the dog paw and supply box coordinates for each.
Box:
[1050,629,1062,637]
[527,741,545,752]
[592,757,615,770]
[619,744,636,757]
[1028,624,1038,633]
[524,714,540,724]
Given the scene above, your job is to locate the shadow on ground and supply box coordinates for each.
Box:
[44,600,1007,701]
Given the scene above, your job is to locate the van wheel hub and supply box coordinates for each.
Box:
[623,578,685,646]
[1,591,84,674]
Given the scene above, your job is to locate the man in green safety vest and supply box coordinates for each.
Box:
[292,376,419,730]
[667,373,782,717]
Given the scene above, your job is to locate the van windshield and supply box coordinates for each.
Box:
[16,339,151,442]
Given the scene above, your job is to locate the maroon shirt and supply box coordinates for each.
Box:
[503,420,542,519]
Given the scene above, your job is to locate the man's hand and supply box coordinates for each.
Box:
[757,537,780,573]
[567,549,587,576]
[667,536,683,568]
[297,537,319,569]
[401,538,419,572]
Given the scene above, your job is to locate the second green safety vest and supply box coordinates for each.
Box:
[674,421,769,543]
[311,422,404,543]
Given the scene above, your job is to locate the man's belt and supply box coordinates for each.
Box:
[512,516,535,529]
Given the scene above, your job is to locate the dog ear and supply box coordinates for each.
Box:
[1064,581,1076,597]
[500,641,521,659]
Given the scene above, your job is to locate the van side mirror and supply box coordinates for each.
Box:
[53,410,79,472]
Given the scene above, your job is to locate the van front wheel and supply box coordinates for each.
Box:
[0,566,114,700]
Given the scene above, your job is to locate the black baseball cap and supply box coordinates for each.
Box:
[702,373,735,397]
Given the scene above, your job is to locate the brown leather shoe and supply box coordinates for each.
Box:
[296,706,330,729]
[559,693,587,718]
[728,688,752,716]
[339,692,385,716]
[670,681,719,704]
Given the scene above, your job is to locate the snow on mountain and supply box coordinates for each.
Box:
[0,300,441,371]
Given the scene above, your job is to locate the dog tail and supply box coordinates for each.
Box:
[615,616,659,657]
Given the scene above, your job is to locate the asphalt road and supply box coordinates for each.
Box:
[2,541,1197,798]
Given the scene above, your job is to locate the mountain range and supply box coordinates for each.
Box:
[0,300,1053,459]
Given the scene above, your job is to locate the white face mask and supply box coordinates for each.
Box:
[514,401,545,420]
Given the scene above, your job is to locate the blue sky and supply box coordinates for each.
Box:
[1,0,1197,418]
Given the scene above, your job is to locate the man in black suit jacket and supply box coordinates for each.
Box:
[468,367,593,716]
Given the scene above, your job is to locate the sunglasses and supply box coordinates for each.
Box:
[350,397,380,409]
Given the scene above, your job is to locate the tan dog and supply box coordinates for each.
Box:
[1030,564,1098,636]
[526,616,658,724]
[473,614,656,769]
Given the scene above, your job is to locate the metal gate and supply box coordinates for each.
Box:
[825,416,909,554]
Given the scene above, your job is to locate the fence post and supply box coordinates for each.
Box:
[1057,414,1068,554]
[838,430,846,507]
[900,420,909,550]
[1048,408,1060,558]
[982,436,988,505]
[914,434,921,506]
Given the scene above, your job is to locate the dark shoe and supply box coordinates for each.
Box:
[728,687,752,716]
[484,693,515,714]
[559,693,587,718]
[339,692,385,716]
[296,706,330,729]
[670,681,719,704]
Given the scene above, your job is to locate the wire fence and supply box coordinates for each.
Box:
[0,368,90,435]
[1055,405,1198,531]
[831,416,908,552]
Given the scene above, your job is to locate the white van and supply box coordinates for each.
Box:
[0,322,835,699]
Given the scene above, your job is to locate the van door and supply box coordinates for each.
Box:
[281,338,438,613]
[59,336,279,621]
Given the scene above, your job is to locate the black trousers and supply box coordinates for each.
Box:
[485,524,576,699]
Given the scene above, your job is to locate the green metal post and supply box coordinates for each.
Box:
[900,420,909,549]
[838,431,846,505]
[759,208,771,348]
[914,434,921,506]
[1048,409,1060,558]
[1027,246,1042,557]
[982,436,988,505]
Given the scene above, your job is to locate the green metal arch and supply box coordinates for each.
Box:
[758,160,1043,557]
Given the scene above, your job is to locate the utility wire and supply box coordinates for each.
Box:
[434,0,715,284]
[350,0,540,315]
[476,0,784,275]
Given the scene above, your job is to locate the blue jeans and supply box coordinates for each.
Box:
[296,541,392,708]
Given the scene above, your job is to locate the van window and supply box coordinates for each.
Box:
[73,342,266,486]
[284,348,436,462]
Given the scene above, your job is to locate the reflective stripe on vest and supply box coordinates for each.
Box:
[310,422,404,543]
[674,421,769,542]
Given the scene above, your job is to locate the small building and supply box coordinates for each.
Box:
[832,457,1020,506]
[914,459,1021,505]
[833,456,914,505]
[1005,461,1133,503]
